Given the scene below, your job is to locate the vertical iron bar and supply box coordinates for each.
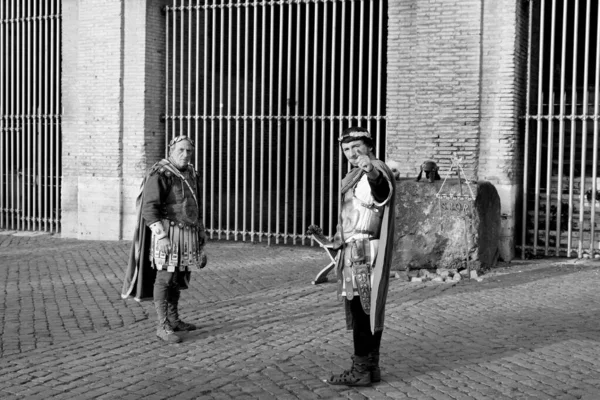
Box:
[533,0,546,256]
[320,1,328,234]
[301,1,309,244]
[210,1,216,238]
[268,1,275,245]
[243,2,250,241]
[348,0,355,122]
[57,0,62,231]
[568,0,580,257]
[293,1,302,244]
[218,0,225,239]
[376,0,384,158]
[338,0,346,217]
[209,0,221,239]
[310,2,314,244]
[171,2,176,143]
[165,2,170,143]
[179,0,184,137]
[260,1,268,242]
[0,1,4,229]
[201,0,207,230]
[50,0,57,231]
[188,0,192,139]
[194,0,199,167]
[589,3,600,255]
[578,0,592,257]
[544,0,557,256]
[310,0,318,243]
[172,1,177,142]
[226,0,233,239]
[367,0,374,136]
[275,1,284,244]
[251,1,259,242]
[43,0,48,231]
[17,0,22,231]
[234,1,241,241]
[555,0,568,255]
[328,0,337,237]
[284,1,293,244]
[9,0,15,230]
[357,0,364,126]
[35,0,41,231]
[25,0,31,230]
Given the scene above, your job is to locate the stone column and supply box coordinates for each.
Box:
[61,0,166,240]
[478,0,529,261]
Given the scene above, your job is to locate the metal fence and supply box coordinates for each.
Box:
[522,0,600,257]
[164,0,387,244]
[0,0,62,232]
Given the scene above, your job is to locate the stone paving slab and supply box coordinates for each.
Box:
[1,231,600,399]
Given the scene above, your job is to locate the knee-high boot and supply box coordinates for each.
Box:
[154,300,182,343]
[166,288,197,332]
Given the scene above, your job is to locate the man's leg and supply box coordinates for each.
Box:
[369,330,383,382]
[325,298,372,386]
[154,270,182,343]
[166,271,197,331]
[352,297,383,382]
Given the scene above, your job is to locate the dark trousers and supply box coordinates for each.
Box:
[350,297,382,357]
[153,269,181,302]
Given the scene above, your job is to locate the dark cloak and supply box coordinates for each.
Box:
[121,160,191,302]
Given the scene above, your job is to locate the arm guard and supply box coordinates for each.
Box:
[149,221,168,239]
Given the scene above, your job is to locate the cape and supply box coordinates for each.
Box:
[120,159,192,302]
[340,159,397,334]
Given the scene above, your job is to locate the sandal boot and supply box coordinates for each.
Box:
[325,355,371,387]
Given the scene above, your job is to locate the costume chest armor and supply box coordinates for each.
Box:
[161,171,199,226]
[339,177,384,242]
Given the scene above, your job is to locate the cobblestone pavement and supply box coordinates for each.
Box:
[1,230,600,400]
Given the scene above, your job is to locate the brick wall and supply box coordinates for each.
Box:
[479,0,528,186]
[386,0,525,260]
[59,0,527,253]
[61,0,166,240]
[386,0,483,180]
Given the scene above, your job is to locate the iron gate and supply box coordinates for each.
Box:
[0,1,62,232]
[164,0,387,244]
[522,0,600,257]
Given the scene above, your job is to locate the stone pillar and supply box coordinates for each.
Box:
[478,0,529,261]
[61,0,166,240]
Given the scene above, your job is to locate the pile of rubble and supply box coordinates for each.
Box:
[406,268,482,283]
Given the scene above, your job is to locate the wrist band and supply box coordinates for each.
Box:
[150,221,168,239]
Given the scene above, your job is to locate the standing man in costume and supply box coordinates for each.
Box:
[122,135,207,344]
[325,126,396,386]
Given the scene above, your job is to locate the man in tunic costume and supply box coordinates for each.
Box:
[325,126,396,386]
[121,135,207,344]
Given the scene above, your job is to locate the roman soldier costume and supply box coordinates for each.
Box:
[122,137,206,343]
[326,127,396,386]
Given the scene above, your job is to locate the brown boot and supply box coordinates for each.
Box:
[369,351,381,382]
[154,301,182,343]
[325,355,371,387]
